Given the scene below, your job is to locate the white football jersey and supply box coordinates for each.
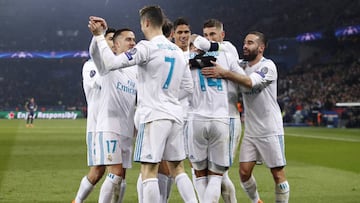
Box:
[180,50,191,119]
[219,41,242,118]
[242,57,284,137]
[82,59,101,133]
[188,49,244,119]
[92,35,193,125]
[95,66,137,137]
[190,36,245,119]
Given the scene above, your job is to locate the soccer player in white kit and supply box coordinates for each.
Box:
[73,28,115,203]
[87,5,197,203]
[201,31,290,203]
[91,28,138,203]
[186,19,245,203]
[193,18,241,203]
[172,17,192,156]
[136,20,174,203]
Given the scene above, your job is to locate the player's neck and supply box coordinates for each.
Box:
[248,55,263,67]
[180,46,189,52]
[145,29,163,40]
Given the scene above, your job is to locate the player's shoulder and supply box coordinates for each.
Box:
[222,41,236,47]
[137,39,150,46]
[257,57,277,76]
[260,57,276,68]
[220,41,239,57]
[83,59,96,69]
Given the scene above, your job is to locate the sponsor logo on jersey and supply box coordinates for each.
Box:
[116,81,137,95]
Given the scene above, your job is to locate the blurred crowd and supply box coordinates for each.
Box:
[277,42,360,128]
[0,59,85,112]
[1,0,359,51]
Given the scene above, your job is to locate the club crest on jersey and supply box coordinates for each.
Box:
[256,67,268,78]
[90,70,96,78]
[125,48,137,60]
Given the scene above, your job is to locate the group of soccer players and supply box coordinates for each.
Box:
[73,5,290,203]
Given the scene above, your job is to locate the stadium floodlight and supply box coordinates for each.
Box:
[335,25,360,37]
[0,51,89,59]
[296,32,322,42]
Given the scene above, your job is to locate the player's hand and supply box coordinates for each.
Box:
[201,61,227,78]
[89,16,108,30]
[88,16,107,36]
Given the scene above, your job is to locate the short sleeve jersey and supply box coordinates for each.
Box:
[242,57,284,137]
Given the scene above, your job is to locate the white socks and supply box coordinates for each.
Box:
[175,173,198,203]
[142,178,160,203]
[99,173,122,203]
[221,171,237,203]
[136,174,143,203]
[194,176,207,203]
[111,179,127,203]
[203,175,222,203]
[118,180,127,203]
[158,173,170,203]
[240,175,260,203]
[275,181,290,203]
[74,176,94,203]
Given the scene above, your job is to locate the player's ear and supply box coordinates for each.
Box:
[258,43,265,54]
[144,18,151,28]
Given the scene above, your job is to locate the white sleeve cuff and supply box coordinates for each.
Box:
[193,36,211,51]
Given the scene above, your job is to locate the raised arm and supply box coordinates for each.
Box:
[88,16,141,71]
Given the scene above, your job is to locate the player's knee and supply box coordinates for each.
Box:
[88,166,106,184]
[208,162,228,175]
[108,165,125,177]
[239,166,251,182]
[192,160,208,177]
[271,166,286,183]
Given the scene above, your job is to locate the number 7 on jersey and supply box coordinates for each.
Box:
[162,56,175,89]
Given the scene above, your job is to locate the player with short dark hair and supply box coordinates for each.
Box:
[185,18,244,203]
[88,5,197,203]
[201,31,290,203]
[25,97,37,127]
[189,18,242,203]
[72,27,116,203]
[162,18,174,40]
[94,27,137,203]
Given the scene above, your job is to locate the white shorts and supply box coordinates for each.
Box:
[187,119,233,169]
[239,135,286,168]
[133,119,186,163]
[87,131,134,168]
[230,117,241,158]
[183,120,189,157]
